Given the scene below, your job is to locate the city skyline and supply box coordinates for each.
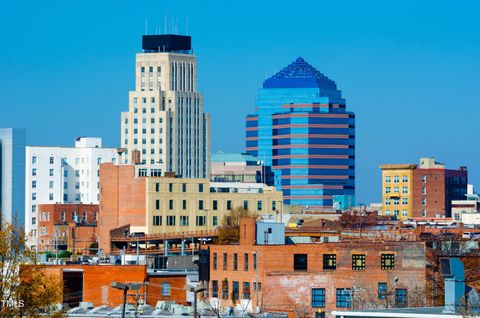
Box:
[1,0,479,204]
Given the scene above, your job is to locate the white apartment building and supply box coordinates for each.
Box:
[120,34,210,178]
[25,137,120,238]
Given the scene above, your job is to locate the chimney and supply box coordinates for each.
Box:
[239,217,256,246]
[440,258,465,313]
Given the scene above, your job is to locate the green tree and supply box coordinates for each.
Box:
[217,207,257,244]
[0,223,63,317]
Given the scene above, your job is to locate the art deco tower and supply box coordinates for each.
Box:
[121,35,210,178]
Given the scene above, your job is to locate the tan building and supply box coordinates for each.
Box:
[120,34,210,178]
[99,163,283,254]
[380,158,468,220]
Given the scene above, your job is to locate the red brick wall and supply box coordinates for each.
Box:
[40,265,146,307]
[412,169,446,218]
[147,275,188,306]
[99,163,146,253]
[37,204,99,254]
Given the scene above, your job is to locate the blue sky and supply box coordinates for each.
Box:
[1,0,479,204]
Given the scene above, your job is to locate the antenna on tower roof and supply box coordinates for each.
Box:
[145,18,148,35]
[186,17,189,35]
[165,15,168,34]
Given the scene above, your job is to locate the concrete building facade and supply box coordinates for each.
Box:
[381,158,467,220]
[245,57,355,208]
[120,34,210,178]
[37,203,99,254]
[0,128,26,228]
[25,137,119,245]
[206,218,426,318]
[98,163,284,254]
[211,152,264,183]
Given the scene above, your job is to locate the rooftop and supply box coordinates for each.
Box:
[211,152,260,164]
[263,57,338,89]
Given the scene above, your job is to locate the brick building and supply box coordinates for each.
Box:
[99,163,283,254]
[205,218,426,318]
[37,203,98,254]
[381,157,467,220]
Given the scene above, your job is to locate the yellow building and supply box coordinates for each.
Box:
[380,164,416,220]
[145,178,283,234]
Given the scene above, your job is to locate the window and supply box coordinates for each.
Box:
[32,193,37,200]
[312,288,326,308]
[378,283,387,300]
[253,253,257,270]
[393,198,399,205]
[422,209,427,217]
[213,200,218,211]
[61,211,65,221]
[169,200,174,210]
[213,253,217,270]
[385,198,391,206]
[422,198,426,206]
[402,186,408,194]
[244,253,249,271]
[402,175,408,182]
[153,215,161,226]
[166,215,175,226]
[422,175,427,183]
[223,253,227,270]
[155,183,160,192]
[182,183,187,192]
[393,176,399,183]
[32,156,37,164]
[381,254,395,270]
[422,186,426,195]
[243,200,249,210]
[323,254,336,270]
[233,253,238,271]
[393,187,399,193]
[49,169,54,176]
[40,227,46,236]
[182,200,187,210]
[213,216,218,226]
[169,183,173,192]
[211,280,218,297]
[49,181,54,189]
[336,288,352,308]
[180,216,189,226]
[352,254,366,270]
[63,181,68,189]
[161,282,171,297]
[395,289,407,307]
[32,168,37,176]
[385,186,391,194]
[243,282,250,299]
[272,201,277,210]
[156,200,160,210]
[257,200,263,211]
[196,216,205,226]
[294,254,308,271]
[198,183,204,193]
[401,197,408,205]
[232,281,239,300]
[222,279,229,299]
[385,176,391,183]
[402,210,408,217]
[64,170,68,177]
[199,200,204,210]
[32,181,37,188]
[227,200,232,210]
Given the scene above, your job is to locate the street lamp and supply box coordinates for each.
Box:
[111,282,143,318]
[192,285,207,318]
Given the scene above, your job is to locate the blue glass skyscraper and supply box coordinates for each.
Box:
[246,58,355,208]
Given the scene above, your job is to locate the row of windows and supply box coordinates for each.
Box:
[31,156,113,165]
[152,215,217,227]
[154,199,267,211]
[384,210,409,217]
[385,186,408,194]
[211,280,260,300]
[212,253,257,271]
[293,253,395,271]
[31,168,99,178]
[385,176,409,183]
[316,287,406,308]
[384,197,409,205]
[155,183,205,193]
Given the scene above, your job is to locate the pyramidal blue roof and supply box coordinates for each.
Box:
[263,57,338,90]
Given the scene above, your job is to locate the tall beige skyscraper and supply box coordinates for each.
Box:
[121,34,210,178]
